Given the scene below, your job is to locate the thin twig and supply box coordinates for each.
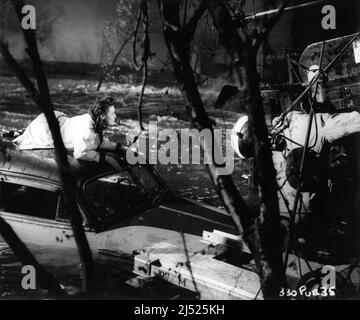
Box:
[137,60,147,131]
[97,33,132,90]
[133,0,152,131]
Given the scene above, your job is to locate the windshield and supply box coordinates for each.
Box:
[84,164,166,222]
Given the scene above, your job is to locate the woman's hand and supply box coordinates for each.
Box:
[100,138,117,150]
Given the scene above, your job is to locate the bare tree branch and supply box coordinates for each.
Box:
[6,0,94,295]
[133,0,152,131]
[254,0,290,50]
[0,42,68,297]
[157,0,270,285]
[184,0,207,38]
[0,41,40,102]
[0,215,67,297]
[137,60,148,131]
[181,0,189,27]
[208,0,287,298]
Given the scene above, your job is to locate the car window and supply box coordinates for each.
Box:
[0,181,60,220]
[55,193,89,226]
[130,165,163,198]
[84,170,148,221]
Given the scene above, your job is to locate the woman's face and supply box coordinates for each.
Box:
[104,105,117,126]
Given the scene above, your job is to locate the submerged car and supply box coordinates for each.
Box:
[0,139,262,299]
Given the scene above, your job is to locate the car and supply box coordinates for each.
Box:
[0,138,262,299]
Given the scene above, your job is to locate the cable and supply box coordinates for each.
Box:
[253,285,262,300]
[306,95,319,150]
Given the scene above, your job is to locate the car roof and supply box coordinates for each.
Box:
[0,138,127,185]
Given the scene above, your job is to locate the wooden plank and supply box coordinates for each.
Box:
[202,229,251,253]
[133,242,262,300]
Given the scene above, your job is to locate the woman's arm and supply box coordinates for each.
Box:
[72,126,102,162]
[73,142,101,162]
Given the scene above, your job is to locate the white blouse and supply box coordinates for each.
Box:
[14,111,116,162]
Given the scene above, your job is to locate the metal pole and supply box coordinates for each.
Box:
[283,40,326,268]
[245,0,330,21]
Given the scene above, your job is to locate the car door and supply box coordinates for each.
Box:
[0,174,93,252]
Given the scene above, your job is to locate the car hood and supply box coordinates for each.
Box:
[105,196,237,237]
[94,197,240,262]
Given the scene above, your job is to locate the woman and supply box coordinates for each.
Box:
[14,96,119,163]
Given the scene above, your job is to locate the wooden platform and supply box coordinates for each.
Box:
[128,230,262,300]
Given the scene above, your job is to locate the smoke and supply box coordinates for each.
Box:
[1,0,118,63]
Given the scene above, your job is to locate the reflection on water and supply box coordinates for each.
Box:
[0,76,256,299]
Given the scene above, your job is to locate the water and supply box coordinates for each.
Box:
[0,76,256,299]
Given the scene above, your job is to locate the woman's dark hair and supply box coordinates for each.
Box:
[88,96,115,139]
